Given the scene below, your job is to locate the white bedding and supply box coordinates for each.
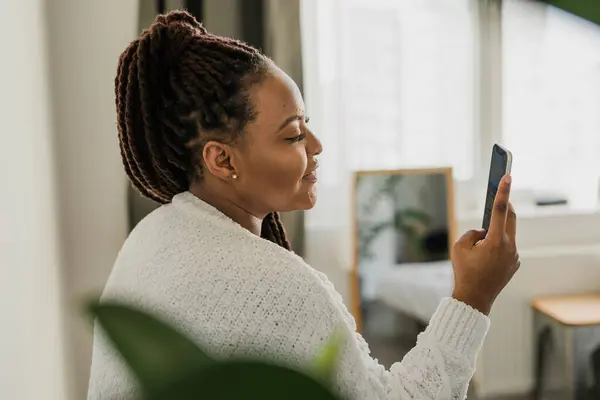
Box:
[375,260,454,323]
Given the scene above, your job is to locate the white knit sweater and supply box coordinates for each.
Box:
[87,192,490,400]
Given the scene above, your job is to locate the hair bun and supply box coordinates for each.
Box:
[146,10,208,65]
[155,10,207,35]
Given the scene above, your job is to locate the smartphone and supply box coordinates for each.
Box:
[482,144,513,232]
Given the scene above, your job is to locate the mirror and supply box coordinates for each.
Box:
[350,168,456,367]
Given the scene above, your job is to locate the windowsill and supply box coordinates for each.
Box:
[518,242,600,259]
[518,204,600,219]
[457,201,600,251]
[455,181,600,222]
[458,203,600,223]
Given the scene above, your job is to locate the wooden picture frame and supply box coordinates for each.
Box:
[349,167,456,333]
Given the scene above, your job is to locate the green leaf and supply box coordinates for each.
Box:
[311,331,343,384]
[148,360,343,400]
[88,300,215,394]
[398,208,431,224]
[540,0,600,26]
[358,220,393,261]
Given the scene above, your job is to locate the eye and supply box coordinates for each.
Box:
[304,116,311,124]
[285,132,306,143]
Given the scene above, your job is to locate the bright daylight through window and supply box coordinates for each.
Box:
[305,0,600,215]
[502,0,600,210]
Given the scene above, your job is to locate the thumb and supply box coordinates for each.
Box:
[459,229,486,247]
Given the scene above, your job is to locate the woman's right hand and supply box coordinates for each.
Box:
[451,175,519,315]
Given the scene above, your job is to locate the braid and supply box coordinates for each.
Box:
[115,10,291,250]
[261,213,291,250]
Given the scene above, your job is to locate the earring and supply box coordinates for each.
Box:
[232,173,238,180]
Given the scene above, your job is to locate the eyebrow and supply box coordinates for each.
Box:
[276,114,305,132]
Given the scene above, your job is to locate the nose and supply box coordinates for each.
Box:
[309,131,323,157]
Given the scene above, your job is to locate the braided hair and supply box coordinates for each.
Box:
[116,10,290,250]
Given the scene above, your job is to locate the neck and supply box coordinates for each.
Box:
[189,182,263,236]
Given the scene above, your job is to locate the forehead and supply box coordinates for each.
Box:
[249,66,305,129]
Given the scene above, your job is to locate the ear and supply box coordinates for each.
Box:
[202,140,237,181]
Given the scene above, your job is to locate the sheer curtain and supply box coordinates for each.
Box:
[300,0,479,281]
[502,0,600,210]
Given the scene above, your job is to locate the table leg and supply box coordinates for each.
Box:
[533,325,552,400]
[591,346,600,399]
[571,327,600,400]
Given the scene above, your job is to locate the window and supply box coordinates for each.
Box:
[502,0,600,209]
[317,0,477,182]
[340,0,477,181]
[301,0,600,221]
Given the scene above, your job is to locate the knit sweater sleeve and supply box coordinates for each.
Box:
[344,299,489,399]
[273,259,490,400]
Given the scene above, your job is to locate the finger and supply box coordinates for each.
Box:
[487,175,512,240]
[459,229,487,248]
[506,202,517,242]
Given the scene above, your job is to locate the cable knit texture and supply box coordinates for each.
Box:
[87,192,490,400]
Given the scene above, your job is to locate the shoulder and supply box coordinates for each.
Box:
[106,191,354,333]
[110,201,343,316]
[236,242,340,308]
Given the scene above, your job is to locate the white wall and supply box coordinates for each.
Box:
[2,2,138,399]
[0,1,67,399]
[44,1,139,398]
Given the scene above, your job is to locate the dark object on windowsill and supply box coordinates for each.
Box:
[535,197,568,207]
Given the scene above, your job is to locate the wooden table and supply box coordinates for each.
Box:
[532,294,600,400]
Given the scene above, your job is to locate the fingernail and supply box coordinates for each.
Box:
[503,175,512,184]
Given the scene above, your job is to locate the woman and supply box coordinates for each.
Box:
[88,11,519,400]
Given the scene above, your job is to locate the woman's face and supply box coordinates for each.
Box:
[228,65,322,215]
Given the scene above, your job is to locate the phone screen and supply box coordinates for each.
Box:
[482,145,511,232]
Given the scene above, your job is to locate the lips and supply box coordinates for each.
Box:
[303,169,318,183]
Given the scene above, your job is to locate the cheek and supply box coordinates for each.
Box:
[251,146,307,188]
[270,147,307,184]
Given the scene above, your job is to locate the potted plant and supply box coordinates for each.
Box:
[87,300,345,400]
[356,174,431,264]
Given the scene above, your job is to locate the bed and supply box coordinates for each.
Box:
[374,260,454,324]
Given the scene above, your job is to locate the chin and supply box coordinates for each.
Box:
[299,189,318,210]
[299,198,317,210]
[299,184,318,209]
[280,189,318,212]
